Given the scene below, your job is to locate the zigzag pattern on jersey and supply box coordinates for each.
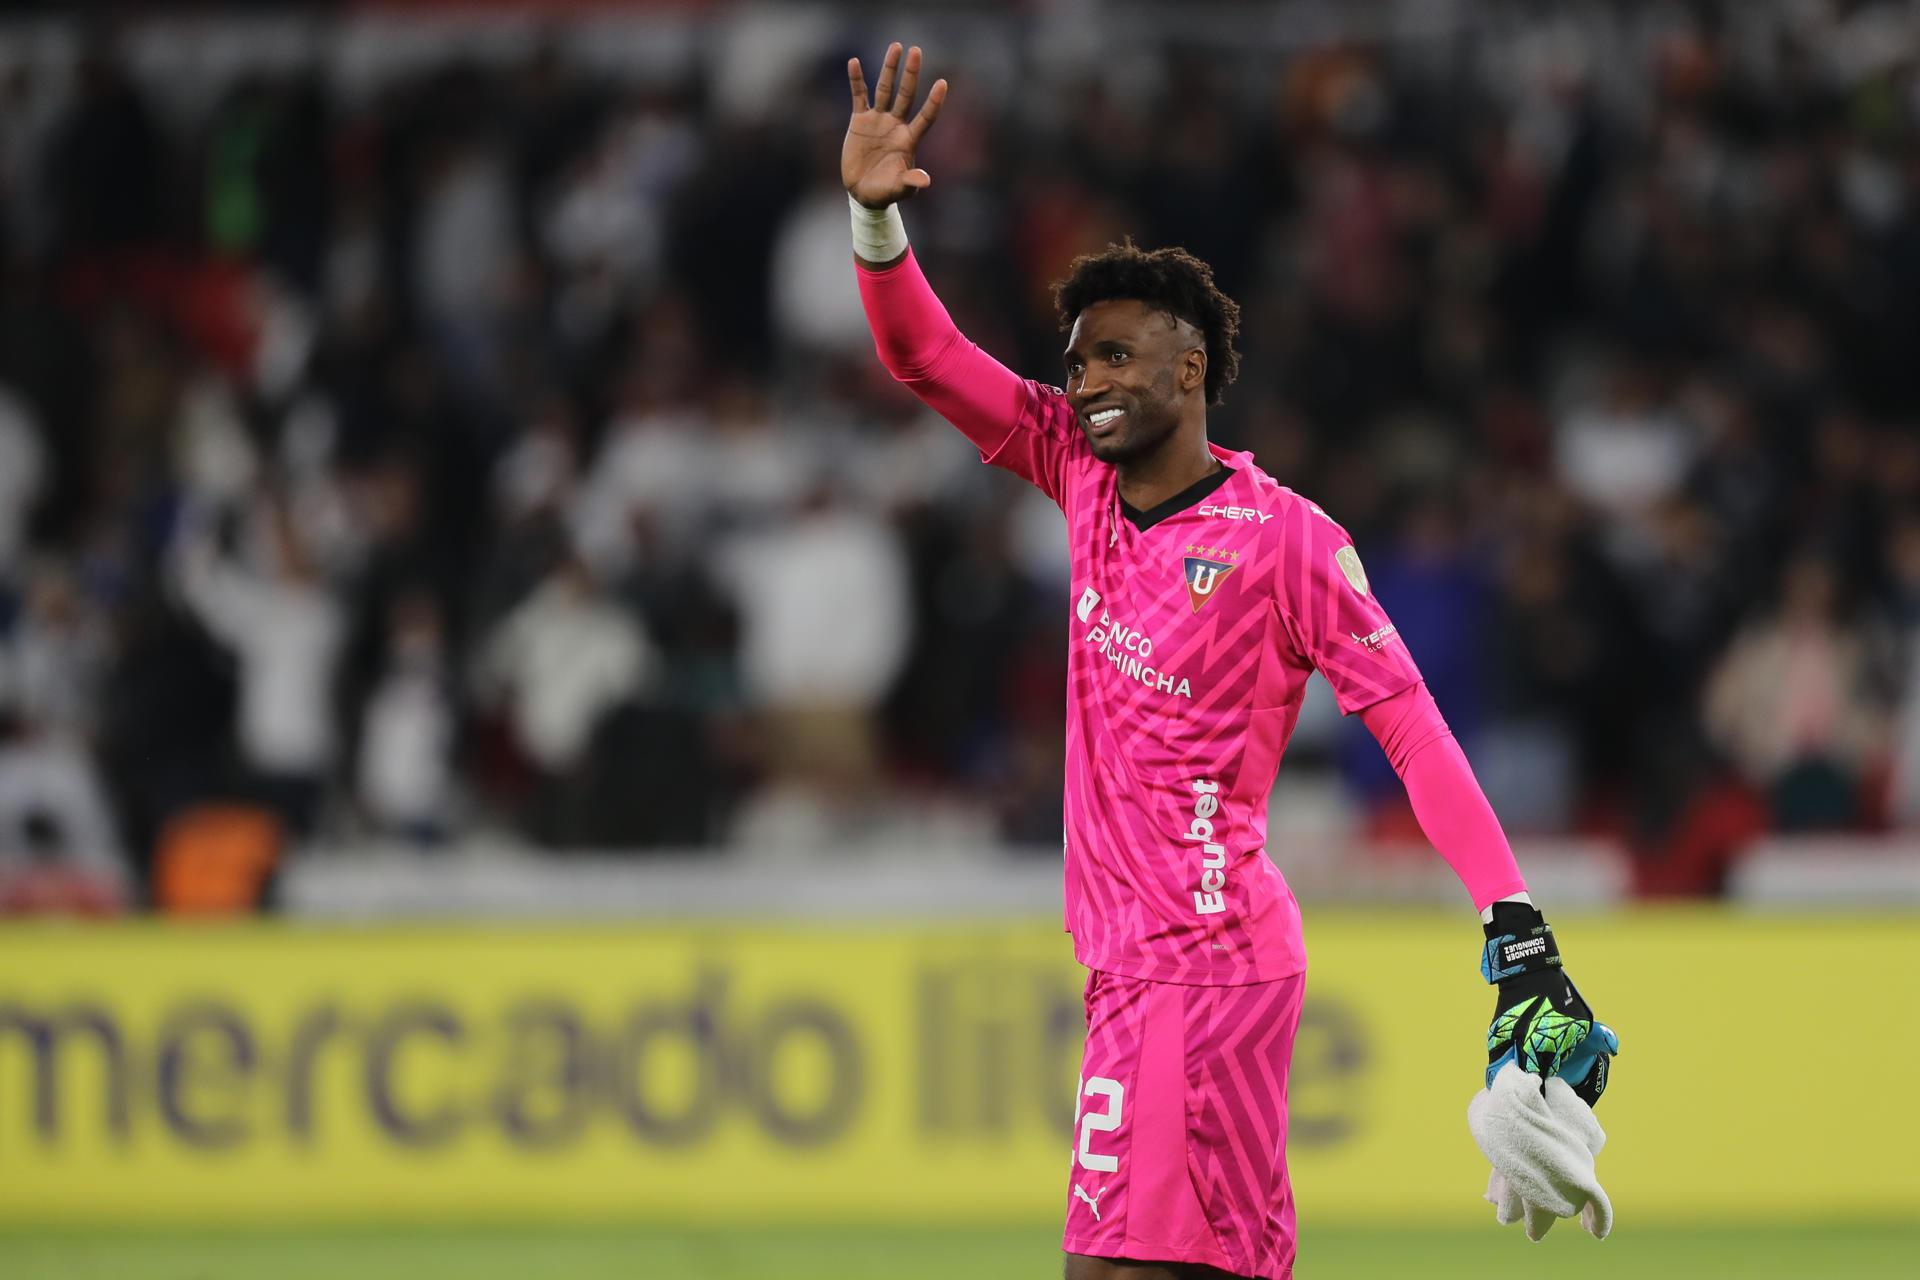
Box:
[1073,615,1277,986]
[1064,725,1204,981]
[1186,978,1303,1279]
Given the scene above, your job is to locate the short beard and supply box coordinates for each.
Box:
[1083,388,1180,466]
[1085,428,1162,465]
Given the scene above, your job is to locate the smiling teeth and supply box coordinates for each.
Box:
[1090,409,1124,426]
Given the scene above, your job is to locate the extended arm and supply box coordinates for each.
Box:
[1362,683,1615,1103]
[1359,681,1528,913]
[855,250,1028,458]
[845,44,1067,490]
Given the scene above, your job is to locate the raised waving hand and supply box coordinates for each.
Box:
[844,43,948,209]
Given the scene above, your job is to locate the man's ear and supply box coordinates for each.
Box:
[1182,346,1208,397]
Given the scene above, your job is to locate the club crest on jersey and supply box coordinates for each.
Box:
[1183,555,1238,613]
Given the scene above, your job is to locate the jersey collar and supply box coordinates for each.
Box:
[1117,463,1236,533]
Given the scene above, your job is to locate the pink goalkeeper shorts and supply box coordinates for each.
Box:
[1062,967,1306,1280]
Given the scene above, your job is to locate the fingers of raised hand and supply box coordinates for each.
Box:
[892,46,922,118]
[873,42,902,112]
[907,78,948,143]
[848,58,869,111]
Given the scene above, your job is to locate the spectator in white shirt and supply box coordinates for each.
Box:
[717,488,909,794]
[173,498,345,839]
[473,550,653,844]
[357,590,459,845]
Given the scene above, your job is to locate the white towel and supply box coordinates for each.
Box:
[1467,1062,1612,1241]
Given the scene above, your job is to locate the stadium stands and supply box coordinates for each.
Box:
[0,2,1917,902]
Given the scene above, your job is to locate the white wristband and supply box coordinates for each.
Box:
[1480,891,1533,924]
[849,192,909,263]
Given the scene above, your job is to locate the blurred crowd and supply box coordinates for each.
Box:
[3,1,1920,906]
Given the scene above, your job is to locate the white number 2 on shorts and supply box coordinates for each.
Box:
[1075,1076,1124,1173]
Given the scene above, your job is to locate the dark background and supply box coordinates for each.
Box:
[0,0,1915,905]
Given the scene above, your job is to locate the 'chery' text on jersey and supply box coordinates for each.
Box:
[992,380,1421,985]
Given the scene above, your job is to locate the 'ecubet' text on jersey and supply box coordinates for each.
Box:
[1187,779,1228,914]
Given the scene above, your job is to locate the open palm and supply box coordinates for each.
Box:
[844,43,948,208]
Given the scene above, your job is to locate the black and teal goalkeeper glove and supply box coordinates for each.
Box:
[1482,902,1617,1105]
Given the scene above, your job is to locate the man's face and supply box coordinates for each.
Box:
[1064,299,1205,466]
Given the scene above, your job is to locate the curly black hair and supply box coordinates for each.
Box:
[1051,241,1242,406]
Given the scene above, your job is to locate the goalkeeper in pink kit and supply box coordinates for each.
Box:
[845,45,1617,1279]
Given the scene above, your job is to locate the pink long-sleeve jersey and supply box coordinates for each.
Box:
[861,252,1432,984]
